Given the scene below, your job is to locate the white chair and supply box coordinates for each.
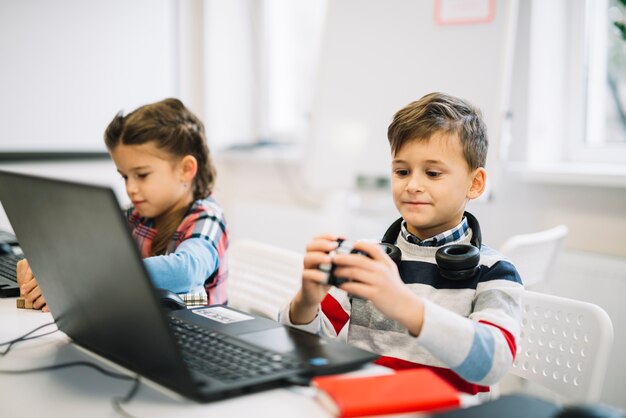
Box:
[510,290,614,403]
[500,225,569,289]
[227,239,303,320]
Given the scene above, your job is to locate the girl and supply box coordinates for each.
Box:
[17,98,228,311]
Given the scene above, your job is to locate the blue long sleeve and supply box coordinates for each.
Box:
[143,237,219,293]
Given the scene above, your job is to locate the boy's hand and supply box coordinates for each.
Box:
[16,259,49,312]
[289,235,340,325]
[332,241,424,334]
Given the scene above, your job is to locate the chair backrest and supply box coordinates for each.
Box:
[511,290,614,403]
[500,225,569,287]
[227,239,303,320]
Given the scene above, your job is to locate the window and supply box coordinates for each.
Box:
[260,0,328,143]
[583,0,626,159]
[203,0,327,152]
[517,0,626,183]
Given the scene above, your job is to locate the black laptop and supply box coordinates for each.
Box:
[0,230,22,297]
[0,170,377,402]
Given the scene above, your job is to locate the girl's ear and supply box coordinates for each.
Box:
[467,167,486,200]
[180,155,198,183]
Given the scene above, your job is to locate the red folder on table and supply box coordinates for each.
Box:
[312,368,460,417]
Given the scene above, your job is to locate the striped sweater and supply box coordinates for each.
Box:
[279,228,523,395]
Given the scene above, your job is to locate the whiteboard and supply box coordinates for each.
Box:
[303,0,517,189]
[0,0,178,154]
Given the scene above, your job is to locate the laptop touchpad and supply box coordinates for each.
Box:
[238,327,297,354]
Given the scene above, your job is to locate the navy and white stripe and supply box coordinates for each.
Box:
[280,219,523,394]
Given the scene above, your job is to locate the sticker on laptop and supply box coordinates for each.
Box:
[192,306,254,324]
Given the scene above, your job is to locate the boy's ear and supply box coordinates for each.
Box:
[180,155,198,182]
[467,167,487,200]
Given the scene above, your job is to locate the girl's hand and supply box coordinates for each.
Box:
[332,241,424,334]
[16,259,49,312]
[289,234,340,324]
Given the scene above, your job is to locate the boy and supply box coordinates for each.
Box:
[279,92,523,398]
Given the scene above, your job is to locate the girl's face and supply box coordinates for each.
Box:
[110,142,193,226]
[391,133,485,240]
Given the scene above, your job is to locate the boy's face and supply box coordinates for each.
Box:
[391,132,485,240]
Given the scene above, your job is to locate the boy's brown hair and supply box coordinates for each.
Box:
[387,92,488,170]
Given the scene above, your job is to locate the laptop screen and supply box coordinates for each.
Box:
[0,170,196,393]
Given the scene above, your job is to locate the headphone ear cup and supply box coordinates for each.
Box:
[380,243,402,265]
[435,244,480,280]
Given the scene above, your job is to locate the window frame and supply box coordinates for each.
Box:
[516,0,626,187]
[571,0,626,164]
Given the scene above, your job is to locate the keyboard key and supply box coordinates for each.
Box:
[168,317,302,384]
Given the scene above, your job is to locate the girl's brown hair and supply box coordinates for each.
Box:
[104,98,216,256]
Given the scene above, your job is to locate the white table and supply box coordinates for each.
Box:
[0,298,334,418]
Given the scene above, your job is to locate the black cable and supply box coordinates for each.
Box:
[0,321,57,356]
[1,323,141,417]
[0,361,141,418]
[0,321,57,344]
[0,360,133,379]
[112,376,142,418]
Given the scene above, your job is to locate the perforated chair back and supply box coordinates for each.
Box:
[500,225,568,287]
[228,239,303,320]
[511,290,613,403]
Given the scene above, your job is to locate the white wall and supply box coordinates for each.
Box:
[0,0,178,153]
[304,0,516,190]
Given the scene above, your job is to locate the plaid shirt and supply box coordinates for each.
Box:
[125,195,228,305]
[401,216,470,247]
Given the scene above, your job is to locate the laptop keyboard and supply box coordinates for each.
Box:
[0,253,23,283]
[169,316,303,383]
[0,253,23,297]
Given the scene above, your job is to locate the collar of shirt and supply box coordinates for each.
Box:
[400,216,470,247]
